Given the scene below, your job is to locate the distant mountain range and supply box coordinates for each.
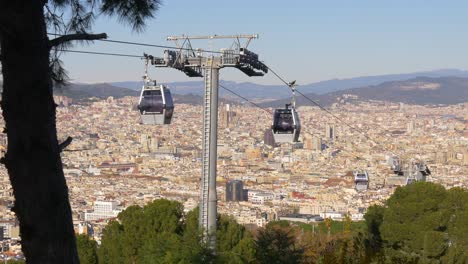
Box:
[55,83,138,100]
[111,80,291,101]
[110,69,468,100]
[332,76,468,105]
[53,75,468,107]
[295,68,468,95]
[1,69,464,106]
[263,76,468,107]
[53,82,237,105]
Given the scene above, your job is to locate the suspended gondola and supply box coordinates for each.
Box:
[390,158,431,185]
[389,156,404,175]
[354,171,369,191]
[415,162,431,176]
[138,55,174,125]
[271,82,301,143]
[138,83,174,125]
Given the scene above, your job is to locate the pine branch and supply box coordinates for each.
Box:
[49,32,107,47]
[59,136,73,152]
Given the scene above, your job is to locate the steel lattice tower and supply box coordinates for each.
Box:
[149,34,267,250]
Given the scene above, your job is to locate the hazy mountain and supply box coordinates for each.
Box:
[111,80,291,100]
[172,93,203,105]
[264,76,468,107]
[54,83,138,100]
[260,92,329,108]
[49,70,468,106]
[172,93,241,105]
[295,68,468,95]
[332,76,468,105]
[52,82,239,105]
[111,69,468,99]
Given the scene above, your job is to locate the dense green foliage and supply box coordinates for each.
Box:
[6,260,26,264]
[378,182,468,263]
[76,234,98,264]
[254,224,303,264]
[96,200,252,263]
[79,182,467,263]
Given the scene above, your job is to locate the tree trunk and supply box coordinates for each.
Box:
[0,1,79,263]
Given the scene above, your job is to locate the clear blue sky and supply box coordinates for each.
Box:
[61,0,468,85]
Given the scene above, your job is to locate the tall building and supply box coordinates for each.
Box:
[407,120,415,134]
[140,134,148,146]
[219,104,238,129]
[312,136,322,151]
[84,201,122,221]
[263,129,276,147]
[304,134,321,151]
[226,180,246,202]
[0,221,19,239]
[325,124,335,140]
[303,135,312,150]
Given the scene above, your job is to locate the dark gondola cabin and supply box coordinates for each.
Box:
[354,171,369,191]
[138,84,174,125]
[272,104,301,143]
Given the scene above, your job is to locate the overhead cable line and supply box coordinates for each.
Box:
[47,32,226,54]
[264,64,412,162]
[295,89,373,142]
[264,64,374,142]
[54,46,424,179]
[263,64,409,169]
[58,49,143,58]
[56,48,381,146]
[55,48,382,143]
[266,65,424,171]
[219,84,272,115]
[100,39,224,54]
[59,48,371,141]
[53,49,270,115]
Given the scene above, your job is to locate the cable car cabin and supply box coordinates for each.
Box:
[389,157,404,175]
[415,163,431,176]
[138,84,174,125]
[406,177,416,185]
[354,171,369,191]
[272,105,301,143]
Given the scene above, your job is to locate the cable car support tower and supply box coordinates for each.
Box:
[148,34,267,250]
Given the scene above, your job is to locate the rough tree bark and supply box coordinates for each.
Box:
[0,1,79,262]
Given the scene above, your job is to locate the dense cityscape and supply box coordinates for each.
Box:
[3,0,468,263]
[0,94,466,259]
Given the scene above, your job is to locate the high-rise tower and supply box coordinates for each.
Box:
[325,124,335,140]
[225,180,245,202]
